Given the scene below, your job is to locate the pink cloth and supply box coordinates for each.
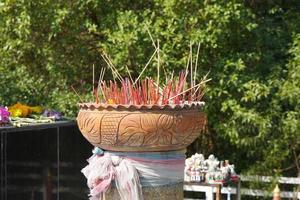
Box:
[82,153,143,200]
[82,150,185,200]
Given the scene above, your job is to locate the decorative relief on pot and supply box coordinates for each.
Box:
[77,111,102,144]
[100,113,129,145]
[117,113,176,146]
[77,105,207,152]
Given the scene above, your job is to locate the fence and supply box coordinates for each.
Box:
[184,175,300,199]
[241,175,300,199]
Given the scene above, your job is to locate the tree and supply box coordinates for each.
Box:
[0,0,299,180]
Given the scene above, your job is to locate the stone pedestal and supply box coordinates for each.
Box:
[81,149,186,200]
[105,183,183,200]
[104,150,185,200]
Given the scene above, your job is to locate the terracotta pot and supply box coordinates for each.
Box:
[77,102,207,152]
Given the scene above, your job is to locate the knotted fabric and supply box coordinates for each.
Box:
[82,148,185,200]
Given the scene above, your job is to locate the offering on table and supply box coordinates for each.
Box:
[185,153,239,184]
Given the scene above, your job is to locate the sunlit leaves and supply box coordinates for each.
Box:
[0,0,299,177]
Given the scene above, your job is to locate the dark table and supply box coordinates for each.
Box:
[0,121,76,200]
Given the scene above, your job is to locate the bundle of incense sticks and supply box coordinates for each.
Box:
[72,40,210,105]
[92,70,209,105]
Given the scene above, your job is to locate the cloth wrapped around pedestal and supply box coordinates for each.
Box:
[82,147,185,200]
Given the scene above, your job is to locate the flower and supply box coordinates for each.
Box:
[107,99,115,104]
[0,106,10,124]
[8,102,31,117]
[8,102,43,117]
[42,109,62,120]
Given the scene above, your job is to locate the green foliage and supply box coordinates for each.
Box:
[0,0,299,182]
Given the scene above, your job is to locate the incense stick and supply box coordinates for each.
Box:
[134,48,158,85]
[97,67,106,102]
[146,27,157,48]
[125,66,134,83]
[93,64,95,101]
[194,42,201,86]
[146,77,163,94]
[168,78,211,101]
[170,70,174,82]
[101,54,122,82]
[192,70,210,98]
[103,52,123,81]
[103,53,122,80]
[71,85,84,103]
[93,64,95,86]
[190,42,193,89]
[183,48,191,98]
[190,43,193,102]
[95,67,103,103]
[157,39,160,94]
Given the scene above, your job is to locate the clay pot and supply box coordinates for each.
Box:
[77,102,206,152]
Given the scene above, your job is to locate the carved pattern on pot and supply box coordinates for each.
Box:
[77,106,207,151]
[100,113,129,145]
[117,113,176,146]
[77,111,102,144]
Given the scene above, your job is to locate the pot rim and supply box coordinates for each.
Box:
[78,101,205,111]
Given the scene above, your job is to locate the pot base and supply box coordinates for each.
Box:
[98,144,187,152]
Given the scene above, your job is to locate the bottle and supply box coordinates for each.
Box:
[191,169,196,182]
[195,170,201,182]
